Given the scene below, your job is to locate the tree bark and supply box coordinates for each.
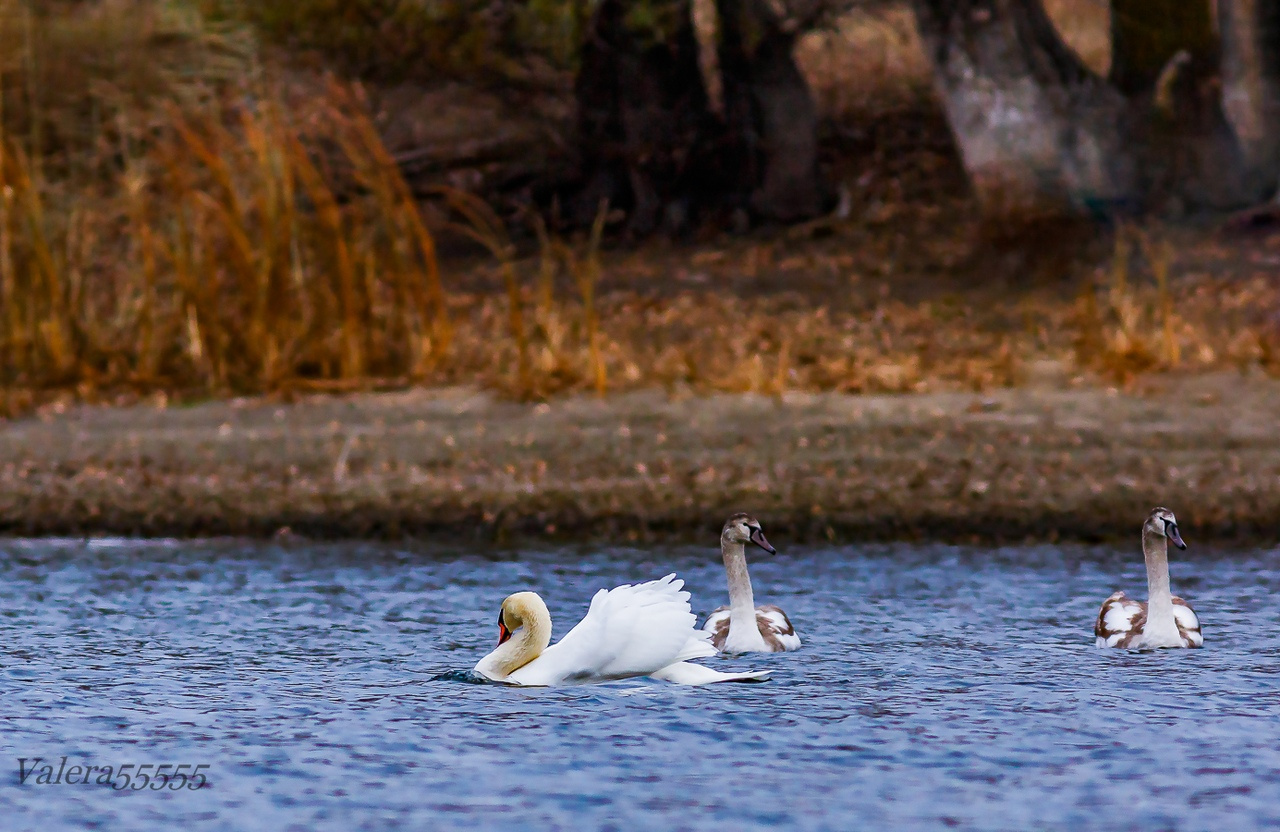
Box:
[912,0,1280,219]
[1219,0,1280,193]
[717,0,828,222]
[910,0,1138,219]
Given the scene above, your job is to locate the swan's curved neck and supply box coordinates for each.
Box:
[1143,525,1174,619]
[722,538,758,629]
[478,600,552,679]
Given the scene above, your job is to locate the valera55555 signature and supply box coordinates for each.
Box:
[17,757,209,791]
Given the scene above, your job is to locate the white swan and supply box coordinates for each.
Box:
[1095,507,1203,649]
[473,573,772,685]
[703,514,801,653]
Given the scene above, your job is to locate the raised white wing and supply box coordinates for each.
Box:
[507,574,712,685]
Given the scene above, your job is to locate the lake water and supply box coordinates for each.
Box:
[3,538,1280,830]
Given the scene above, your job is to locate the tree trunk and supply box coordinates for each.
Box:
[912,0,1280,219]
[567,0,826,235]
[1109,0,1258,211]
[909,0,1138,220]
[717,0,827,222]
[571,0,716,236]
[1219,0,1280,193]
[1110,0,1217,96]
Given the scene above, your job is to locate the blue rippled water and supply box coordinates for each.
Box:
[3,538,1280,830]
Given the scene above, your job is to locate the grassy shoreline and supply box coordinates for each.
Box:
[3,373,1278,543]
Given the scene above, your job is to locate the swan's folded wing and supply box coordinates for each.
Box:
[1172,596,1204,648]
[1095,591,1145,648]
[702,607,730,634]
[538,574,704,682]
[703,606,731,650]
[757,605,802,651]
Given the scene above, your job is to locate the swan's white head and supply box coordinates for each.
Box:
[721,513,776,554]
[497,591,551,647]
[475,591,553,680]
[1145,506,1187,550]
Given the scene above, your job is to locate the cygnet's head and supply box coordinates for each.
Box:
[721,513,776,554]
[1145,507,1187,550]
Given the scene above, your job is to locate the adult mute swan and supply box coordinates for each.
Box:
[473,574,771,685]
[1095,507,1203,649]
[703,514,801,653]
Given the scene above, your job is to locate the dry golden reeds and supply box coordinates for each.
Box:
[0,2,468,400]
[442,187,531,395]
[0,71,457,396]
[575,201,608,397]
[1,1,1277,417]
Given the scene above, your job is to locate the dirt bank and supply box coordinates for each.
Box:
[1,370,1278,544]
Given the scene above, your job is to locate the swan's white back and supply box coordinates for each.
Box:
[505,574,717,686]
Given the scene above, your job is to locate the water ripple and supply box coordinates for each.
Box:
[3,540,1279,830]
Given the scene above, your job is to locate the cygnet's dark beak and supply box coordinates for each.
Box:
[749,526,776,555]
[497,610,513,645]
[1167,522,1187,550]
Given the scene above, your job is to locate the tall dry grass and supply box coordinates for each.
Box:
[0,2,461,403]
[3,0,1278,419]
[0,84,454,398]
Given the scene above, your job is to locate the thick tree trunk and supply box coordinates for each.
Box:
[910,0,1138,219]
[1219,0,1280,193]
[717,0,827,222]
[571,0,715,236]
[912,0,1279,219]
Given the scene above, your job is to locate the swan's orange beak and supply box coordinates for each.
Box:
[497,610,513,645]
